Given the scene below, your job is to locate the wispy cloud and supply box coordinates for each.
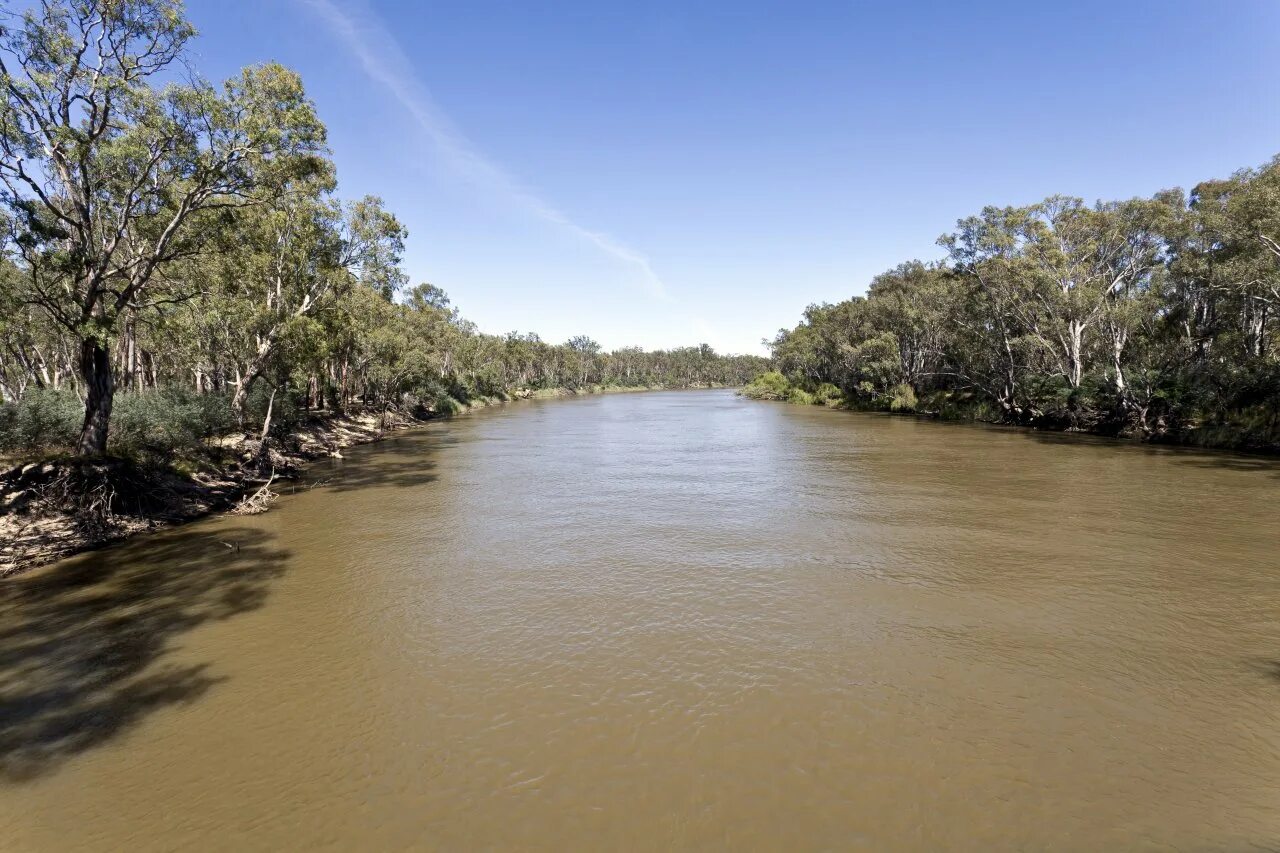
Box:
[301,0,670,301]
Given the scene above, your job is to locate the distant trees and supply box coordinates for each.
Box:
[765,158,1280,449]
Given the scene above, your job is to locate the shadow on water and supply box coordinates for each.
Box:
[0,527,289,783]
[1248,659,1280,686]
[1022,429,1280,478]
[307,432,463,493]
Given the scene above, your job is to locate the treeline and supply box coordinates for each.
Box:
[752,157,1280,450]
[0,1,764,459]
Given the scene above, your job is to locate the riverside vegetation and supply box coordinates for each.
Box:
[0,0,765,570]
[745,159,1280,451]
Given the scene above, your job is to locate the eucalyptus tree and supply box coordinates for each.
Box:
[565,335,601,388]
[762,155,1280,447]
[863,262,955,392]
[1096,193,1181,401]
[938,209,1034,416]
[0,258,72,399]
[0,0,326,452]
[1189,161,1280,360]
[219,187,406,424]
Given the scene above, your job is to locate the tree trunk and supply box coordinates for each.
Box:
[340,358,349,410]
[233,337,277,427]
[1112,334,1127,395]
[231,369,259,428]
[75,337,115,455]
[1067,320,1085,389]
[143,349,157,389]
[260,387,276,443]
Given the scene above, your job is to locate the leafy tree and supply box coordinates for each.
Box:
[0,1,325,452]
[764,157,1280,448]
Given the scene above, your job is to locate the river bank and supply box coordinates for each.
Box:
[0,384,678,576]
[739,372,1280,454]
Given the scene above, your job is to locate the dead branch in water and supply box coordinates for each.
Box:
[231,470,278,515]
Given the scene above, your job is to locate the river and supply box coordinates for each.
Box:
[2,389,1279,849]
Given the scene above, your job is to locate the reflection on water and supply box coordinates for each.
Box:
[2,390,1280,850]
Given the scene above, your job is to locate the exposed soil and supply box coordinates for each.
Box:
[0,409,418,576]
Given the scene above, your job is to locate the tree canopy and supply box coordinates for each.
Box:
[760,158,1280,449]
[0,1,766,458]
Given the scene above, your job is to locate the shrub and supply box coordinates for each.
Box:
[110,387,235,457]
[814,382,843,404]
[787,387,818,405]
[0,387,83,453]
[888,383,918,412]
[0,386,258,459]
[444,376,476,406]
[740,371,791,400]
[429,390,463,415]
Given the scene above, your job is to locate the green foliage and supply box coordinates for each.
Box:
[787,387,818,405]
[431,393,464,416]
[110,389,235,458]
[0,388,82,453]
[741,371,792,400]
[888,384,917,412]
[0,1,330,452]
[814,382,843,404]
[0,1,770,459]
[763,155,1280,449]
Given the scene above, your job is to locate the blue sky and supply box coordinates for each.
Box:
[186,0,1280,355]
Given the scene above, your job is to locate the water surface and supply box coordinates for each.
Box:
[3,390,1280,849]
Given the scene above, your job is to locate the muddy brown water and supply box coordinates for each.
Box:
[2,389,1280,850]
